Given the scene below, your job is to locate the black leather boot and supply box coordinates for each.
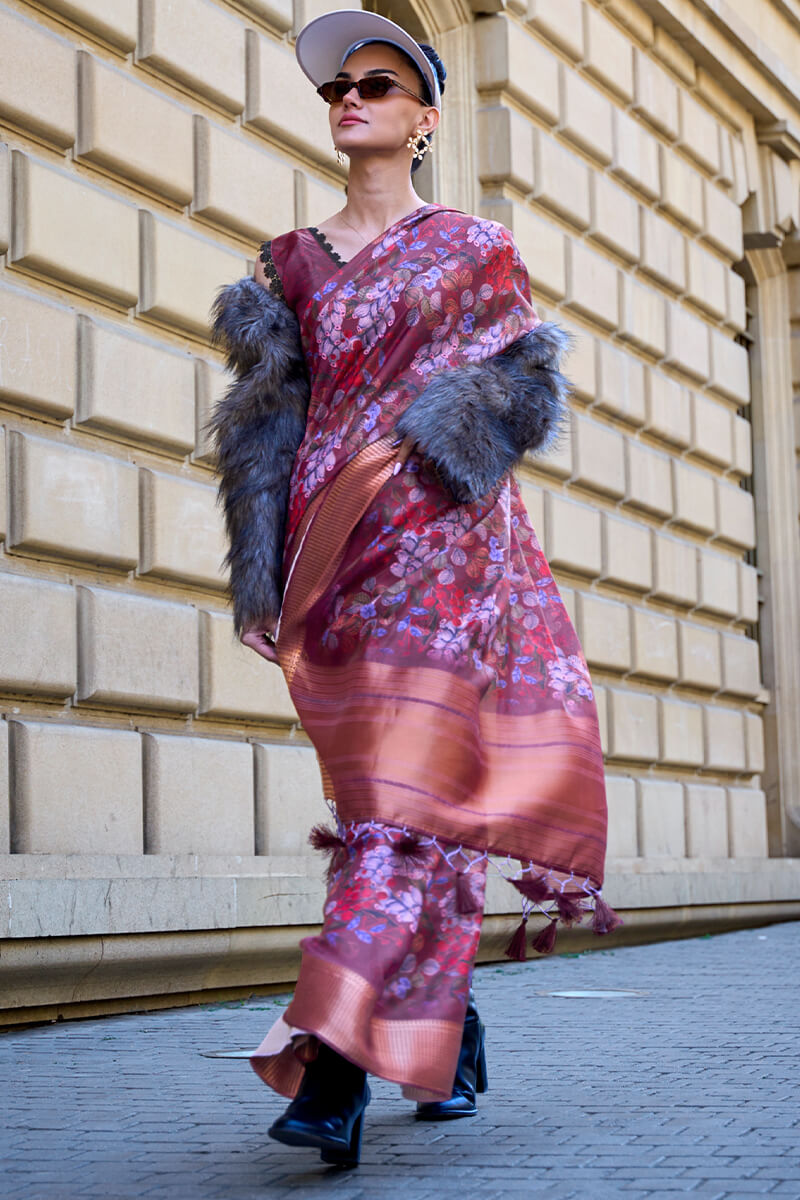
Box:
[415,990,488,1120]
[268,1041,371,1167]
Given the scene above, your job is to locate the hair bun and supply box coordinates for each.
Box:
[418,43,446,96]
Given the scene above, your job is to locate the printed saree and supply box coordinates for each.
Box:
[249,204,610,1099]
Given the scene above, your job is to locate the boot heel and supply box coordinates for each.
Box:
[475,1036,488,1094]
[321,1106,364,1168]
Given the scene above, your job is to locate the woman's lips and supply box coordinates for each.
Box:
[339,117,366,125]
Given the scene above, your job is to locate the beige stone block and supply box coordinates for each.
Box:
[738,562,759,624]
[559,584,577,627]
[660,698,704,767]
[602,513,652,593]
[531,131,591,230]
[0,143,8,255]
[194,358,226,465]
[0,427,6,540]
[686,241,727,321]
[702,180,743,261]
[475,16,560,126]
[606,0,654,44]
[658,147,703,233]
[0,283,76,418]
[571,414,625,498]
[527,0,584,60]
[254,742,324,855]
[199,610,296,720]
[720,633,761,698]
[0,9,74,148]
[138,0,245,113]
[544,492,602,578]
[715,480,756,550]
[653,27,695,86]
[0,719,8,853]
[595,341,646,426]
[696,548,738,618]
[652,533,697,608]
[559,320,595,403]
[681,94,724,175]
[0,573,76,698]
[664,306,711,383]
[292,0,358,32]
[637,779,686,856]
[607,688,659,761]
[708,329,750,405]
[519,480,544,539]
[559,68,613,166]
[633,49,678,139]
[679,622,722,691]
[139,211,246,337]
[77,53,193,204]
[240,0,292,34]
[612,109,660,201]
[684,784,728,856]
[630,607,679,681]
[645,371,691,448]
[565,243,618,332]
[294,168,344,228]
[10,720,142,854]
[593,679,607,752]
[624,440,672,518]
[704,705,746,771]
[582,7,633,101]
[11,154,138,307]
[38,0,137,48]
[481,200,566,304]
[726,787,767,856]
[8,431,138,569]
[477,107,534,194]
[640,209,686,294]
[575,592,631,672]
[744,712,765,773]
[618,276,666,358]
[78,586,199,711]
[605,775,638,857]
[671,460,715,535]
[140,469,226,590]
[690,392,733,468]
[725,271,747,333]
[731,414,753,476]
[143,733,253,854]
[77,317,195,454]
[590,175,640,264]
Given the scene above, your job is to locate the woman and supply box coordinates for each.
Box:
[211,9,617,1169]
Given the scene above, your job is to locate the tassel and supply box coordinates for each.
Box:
[554,891,587,927]
[531,918,558,955]
[591,894,623,935]
[514,876,551,904]
[504,914,528,961]
[393,833,428,865]
[308,823,348,881]
[455,870,479,914]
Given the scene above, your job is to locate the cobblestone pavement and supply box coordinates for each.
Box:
[2,921,799,1200]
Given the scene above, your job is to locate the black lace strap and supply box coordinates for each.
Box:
[258,241,285,301]
[307,226,348,267]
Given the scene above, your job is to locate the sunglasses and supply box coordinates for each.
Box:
[317,74,427,105]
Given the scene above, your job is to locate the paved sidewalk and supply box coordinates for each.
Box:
[2,922,799,1200]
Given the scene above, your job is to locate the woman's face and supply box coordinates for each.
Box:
[328,43,439,162]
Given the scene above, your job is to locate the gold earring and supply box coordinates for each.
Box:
[335,147,348,167]
[407,129,432,161]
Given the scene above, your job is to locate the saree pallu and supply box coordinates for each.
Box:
[251,205,610,1098]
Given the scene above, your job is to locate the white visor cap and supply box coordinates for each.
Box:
[295,9,441,111]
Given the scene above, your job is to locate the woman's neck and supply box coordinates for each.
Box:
[337,159,425,238]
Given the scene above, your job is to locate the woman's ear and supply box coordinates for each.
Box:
[420,107,440,136]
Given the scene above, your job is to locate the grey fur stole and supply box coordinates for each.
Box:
[210,278,570,633]
[395,321,571,503]
[209,277,310,635]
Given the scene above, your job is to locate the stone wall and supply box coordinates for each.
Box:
[1,0,799,1022]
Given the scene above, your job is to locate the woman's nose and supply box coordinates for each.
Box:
[342,84,362,105]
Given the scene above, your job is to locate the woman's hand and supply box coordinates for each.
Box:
[240,622,279,663]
